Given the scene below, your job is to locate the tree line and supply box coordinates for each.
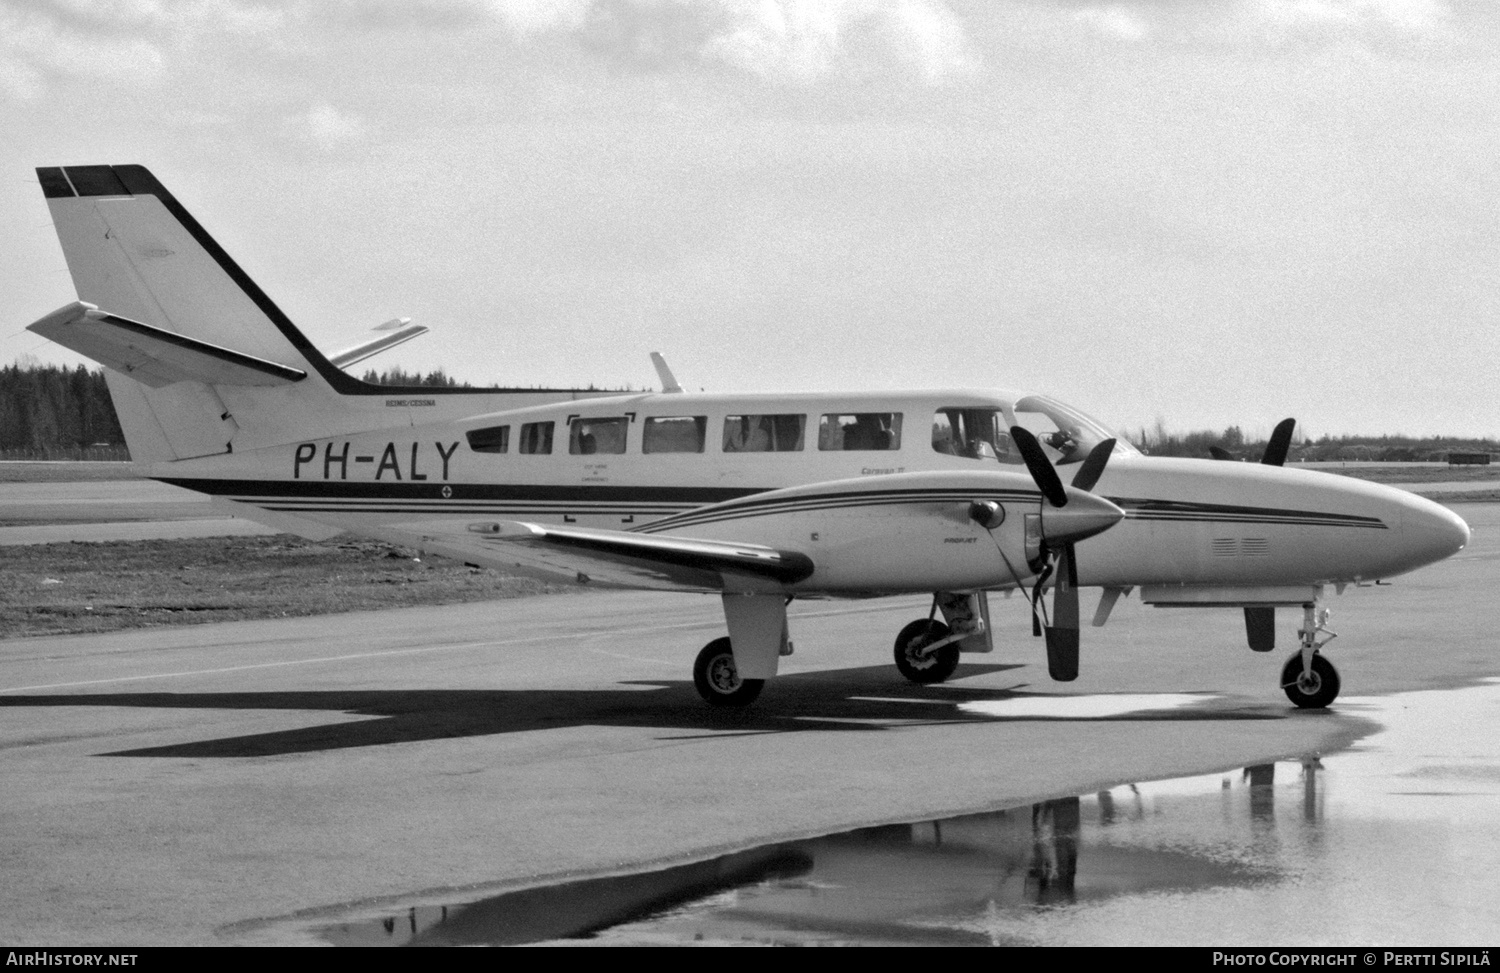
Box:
[1134,422,1498,463]
[1,363,1492,462]
[0,363,123,454]
[0,364,469,459]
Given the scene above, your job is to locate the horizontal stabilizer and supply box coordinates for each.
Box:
[26,301,306,389]
[328,319,429,369]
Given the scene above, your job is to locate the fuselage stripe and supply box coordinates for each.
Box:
[166,478,1390,533]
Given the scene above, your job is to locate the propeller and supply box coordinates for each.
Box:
[1208,418,1296,465]
[1008,426,1124,681]
[1260,417,1296,467]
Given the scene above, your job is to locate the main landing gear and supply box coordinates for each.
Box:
[893,618,960,684]
[693,637,765,708]
[1281,604,1341,709]
[891,592,988,686]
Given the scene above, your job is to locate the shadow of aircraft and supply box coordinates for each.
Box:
[0,663,1283,759]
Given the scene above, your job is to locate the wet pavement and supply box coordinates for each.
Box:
[0,503,1490,945]
[323,681,1500,946]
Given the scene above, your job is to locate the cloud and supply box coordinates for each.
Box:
[1070,5,1151,41]
[1061,0,1461,44]
[0,3,167,99]
[0,0,288,100]
[568,0,979,84]
[300,103,366,150]
[1253,0,1450,32]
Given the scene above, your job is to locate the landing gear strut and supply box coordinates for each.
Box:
[693,637,764,707]
[1281,604,1340,709]
[893,618,960,684]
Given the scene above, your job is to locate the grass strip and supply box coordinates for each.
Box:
[0,535,565,640]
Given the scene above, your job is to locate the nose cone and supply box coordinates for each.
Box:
[1042,488,1125,545]
[1403,499,1471,568]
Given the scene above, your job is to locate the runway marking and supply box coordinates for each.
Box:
[0,598,927,694]
[0,635,558,694]
[582,647,678,667]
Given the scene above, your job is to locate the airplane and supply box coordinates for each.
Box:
[23,164,1472,709]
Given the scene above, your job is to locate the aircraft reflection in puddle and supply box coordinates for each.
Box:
[323,681,1500,946]
[322,760,1313,946]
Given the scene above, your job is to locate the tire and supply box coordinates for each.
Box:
[893,618,960,685]
[693,637,764,707]
[1281,652,1341,709]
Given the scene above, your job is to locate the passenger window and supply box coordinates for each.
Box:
[643,416,706,454]
[932,409,1016,463]
[722,414,805,452]
[569,417,628,455]
[519,421,554,455]
[466,425,510,454]
[819,413,902,451]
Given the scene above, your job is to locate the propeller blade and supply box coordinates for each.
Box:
[1010,425,1069,508]
[1043,543,1080,681]
[1070,438,1116,492]
[1261,418,1296,467]
[1208,445,1235,461]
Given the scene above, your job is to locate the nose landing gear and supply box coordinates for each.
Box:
[1281,604,1340,709]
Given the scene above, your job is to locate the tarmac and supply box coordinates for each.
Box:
[0,501,1492,945]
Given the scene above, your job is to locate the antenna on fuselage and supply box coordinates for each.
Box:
[650,352,683,394]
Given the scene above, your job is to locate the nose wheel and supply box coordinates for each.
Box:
[1281,603,1340,709]
[1281,652,1340,709]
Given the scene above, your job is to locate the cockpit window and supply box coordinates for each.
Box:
[569,417,628,455]
[1011,395,1138,465]
[932,409,1019,464]
[819,413,902,451]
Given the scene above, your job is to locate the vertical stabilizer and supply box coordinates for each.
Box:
[34,165,611,466]
[38,165,338,461]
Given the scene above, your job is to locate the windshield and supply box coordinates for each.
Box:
[1010,395,1139,465]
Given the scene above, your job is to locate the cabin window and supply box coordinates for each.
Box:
[569,417,628,455]
[643,416,706,454]
[818,413,902,451]
[519,421,554,455]
[466,425,510,454]
[931,409,1016,463]
[722,414,805,452]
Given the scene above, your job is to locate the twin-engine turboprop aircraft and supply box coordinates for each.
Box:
[25,165,1472,707]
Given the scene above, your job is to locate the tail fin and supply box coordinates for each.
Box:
[33,165,376,462]
[33,165,603,466]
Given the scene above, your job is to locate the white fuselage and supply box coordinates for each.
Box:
[153,387,1471,597]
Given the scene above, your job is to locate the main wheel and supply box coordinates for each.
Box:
[893,618,960,685]
[693,637,764,707]
[1280,652,1341,709]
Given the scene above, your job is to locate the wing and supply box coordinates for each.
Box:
[376,519,815,592]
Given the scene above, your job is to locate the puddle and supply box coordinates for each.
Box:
[955,692,1208,719]
[322,680,1500,946]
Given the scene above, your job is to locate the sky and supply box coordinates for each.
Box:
[2,0,1497,439]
